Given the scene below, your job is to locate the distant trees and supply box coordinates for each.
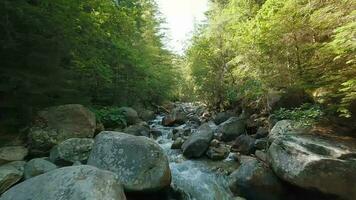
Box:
[0,0,178,128]
[184,0,355,116]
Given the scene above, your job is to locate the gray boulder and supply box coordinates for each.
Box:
[171,137,185,149]
[118,107,139,125]
[232,135,255,155]
[123,122,150,137]
[50,138,94,165]
[162,107,187,126]
[229,157,284,200]
[181,123,214,158]
[88,131,171,192]
[139,109,155,122]
[24,158,57,179]
[213,111,235,125]
[268,134,356,200]
[28,104,96,153]
[206,145,230,161]
[0,165,126,200]
[254,138,268,150]
[217,117,246,142]
[0,161,25,194]
[268,120,306,142]
[0,146,28,165]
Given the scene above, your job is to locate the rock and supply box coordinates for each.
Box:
[118,107,139,125]
[217,117,246,142]
[254,138,268,150]
[162,107,187,126]
[88,131,171,192]
[28,104,96,153]
[123,122,150,137]
[181,123,214,158]
[206,145,230,161]
[268,120,306,142]
[0,146,28,165]
[267,88,313,111]
[24,158,57,179]
[150,129,163,139]
[232,135,256,155]
[139,109,155,121]
[213,111,236,125]
[210,139,220,148]
[171,137,185,149]
[0,165,126,200]
[255,127,268,139]
[49,138,94,166]
[0,161,25,194]
[268,134,356,200]
[229,157,284,200]
[255,150,267,163]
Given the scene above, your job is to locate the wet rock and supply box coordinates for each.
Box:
[150,129,163,139]
[217,117,246,142]
[139,109,155,122]
[206,145,230,161]
[232,135,256,155]
[182,123,214,158]
[268,134,356,200]
[88,131,171,192]
[28,104,96,153]
[229,157,284,200]
[0,165,126,200]
[0,146,28,165]
[118,107,139,125]
[24,158,57,179]
[255,150,267,163]
[0,161,25,194]
[123,122,150,137]
[162,107,187,126]
[254,138,268,150]
[49,138,94,166]
[171,137,185,149]
[213,111,236,125]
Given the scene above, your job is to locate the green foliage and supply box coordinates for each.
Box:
[273,104,324,126]
[91,107,127,129]
[184,0,356,115]
[0,0,178,129]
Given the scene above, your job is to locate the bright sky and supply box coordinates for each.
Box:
[156,0,209,54]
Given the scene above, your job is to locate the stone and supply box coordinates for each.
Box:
[206,145,230,161]
[255,150,267,163]
[171,137,185,149]
[139,109,155,121]
[232,135,256,155]
[28,104,96,153]
[254,138,268,150]
[49,138,94,165]
[162,107,187,126]
[118,107,139,125]
[210,139,220,148]
[268,120,306,142]
[0,165,126,200]
[217,117,246,142]
[0,146,28,165]
[268,134,356,200]
[88,131,171,192]
[150,129,163,139]
[255,127,268,139]
[123,122,150,137]
[213,111,236,125]
[229,157,284,200]
[0,161,25,194]
[181,123,214,158]
[24,158,57,179]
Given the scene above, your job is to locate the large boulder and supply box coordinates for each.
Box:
[229,157,284,200]
[231,135,256,155]
[123,122,150,137]
[87,131,171,192]
[139,109,156,122]
[217,117,246,142]
[49,138,94,166]
[213,111,235,125]
[162,107,187,126]
[268,120,306,142]
[28,104,96,153]
[0,161,25,194]
[118,107,139,125]
[0,146,28,165]
[0,165,126,200]
[268,134,356,200]
[24,158,57,179]
[181,123,214,158]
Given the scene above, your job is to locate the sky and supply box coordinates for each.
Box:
[155,0,209,54]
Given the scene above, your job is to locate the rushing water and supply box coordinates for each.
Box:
[150,115,235,200]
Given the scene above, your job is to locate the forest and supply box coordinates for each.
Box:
[0,0,355,200]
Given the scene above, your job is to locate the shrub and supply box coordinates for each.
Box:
[273,104,324,126]
[91,107,127,129]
